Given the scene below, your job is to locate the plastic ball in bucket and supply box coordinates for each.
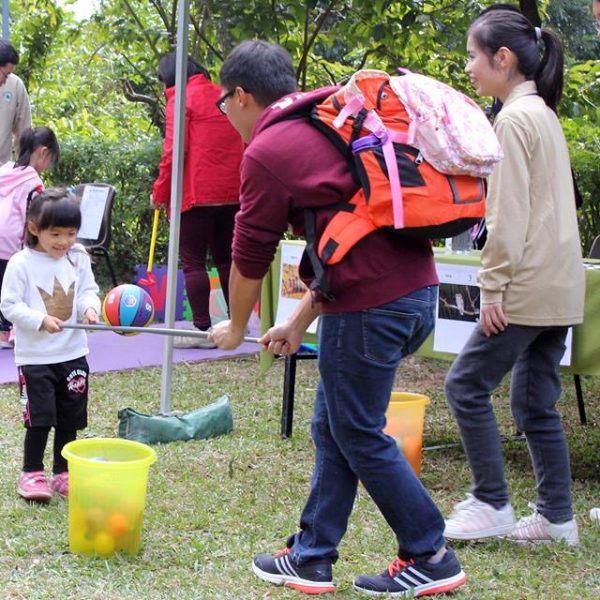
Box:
[102,284,154,336]
[62,438,156,556]
[384,392,430,476]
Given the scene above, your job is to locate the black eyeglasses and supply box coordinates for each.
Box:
[216,87,251,114]
[216,90,236,115]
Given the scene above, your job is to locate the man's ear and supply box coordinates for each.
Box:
[235,86,251,107]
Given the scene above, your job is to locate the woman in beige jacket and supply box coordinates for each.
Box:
[443,6,584,546]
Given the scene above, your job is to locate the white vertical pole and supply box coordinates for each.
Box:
[2,0,9,40]
[159,0,189,414]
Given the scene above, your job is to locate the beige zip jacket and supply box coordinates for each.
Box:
[479,81,585,326]
[0,73,32,165]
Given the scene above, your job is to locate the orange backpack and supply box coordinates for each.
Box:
[309,70,492,266]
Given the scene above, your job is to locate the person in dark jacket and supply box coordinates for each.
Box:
[210,40,467,598]
[151,53,244,348]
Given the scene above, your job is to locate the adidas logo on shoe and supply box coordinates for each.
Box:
[507,504,579,546]
[444,493,515,540]
[353,546,467,597]
[252,547,335,595]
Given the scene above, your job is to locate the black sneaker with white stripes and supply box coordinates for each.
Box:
[353,546,466,597]
[252,547,335,595]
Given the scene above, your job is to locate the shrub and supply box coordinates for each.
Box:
[563,118,600,254]
[48,135,167,286]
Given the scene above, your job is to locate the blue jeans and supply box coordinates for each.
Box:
[445,324,573,523]
[289,286,445,564]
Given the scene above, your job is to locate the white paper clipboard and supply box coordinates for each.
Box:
[78,185,110,240]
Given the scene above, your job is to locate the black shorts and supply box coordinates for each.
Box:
[19,356,90,430]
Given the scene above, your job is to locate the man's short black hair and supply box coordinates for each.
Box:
[219,40,297,108]
[0,39,19,67]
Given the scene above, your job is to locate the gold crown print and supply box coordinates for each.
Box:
[37,277,75,321]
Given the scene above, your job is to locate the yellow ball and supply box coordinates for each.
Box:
[94,531,116,557]
[85,507,106,533]
[70,529,95,554]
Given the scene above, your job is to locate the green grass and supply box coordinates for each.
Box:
[0,354,598,599]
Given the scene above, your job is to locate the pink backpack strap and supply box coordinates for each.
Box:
[332,96,364,128]
[361,110,405,229]
[383,135,404,229]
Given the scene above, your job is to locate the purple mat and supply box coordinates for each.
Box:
[0,322,259,385]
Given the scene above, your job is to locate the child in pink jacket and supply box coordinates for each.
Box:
[0,127,60,346]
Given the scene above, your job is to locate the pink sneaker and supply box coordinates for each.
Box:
[50,471,69,498]
[18,471,52,502]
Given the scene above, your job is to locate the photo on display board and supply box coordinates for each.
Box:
[438,283,480,323]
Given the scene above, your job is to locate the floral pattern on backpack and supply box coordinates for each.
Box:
[390,69,503,177]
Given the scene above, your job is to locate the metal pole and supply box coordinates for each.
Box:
[160,0,190,413]
[63,322,259,344]
[2,0,9,40]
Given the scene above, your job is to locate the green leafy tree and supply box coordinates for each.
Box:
[5,0,599,280]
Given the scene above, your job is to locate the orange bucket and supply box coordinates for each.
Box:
[384,392,430,476]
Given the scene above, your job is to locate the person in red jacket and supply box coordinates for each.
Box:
[151,52,244,348]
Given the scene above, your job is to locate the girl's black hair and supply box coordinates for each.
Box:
[469,5,564,112]
[157,52,211,88]
[14,127,60,169]
[25,188,81,248]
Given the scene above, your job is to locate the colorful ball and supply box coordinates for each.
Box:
[106,511,129,537]
[102,284,154,336]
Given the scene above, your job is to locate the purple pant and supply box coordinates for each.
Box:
[179,204,238,330]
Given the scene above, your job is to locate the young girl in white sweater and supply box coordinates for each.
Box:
[1,188,100,502]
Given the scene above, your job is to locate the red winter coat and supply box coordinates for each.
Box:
[152,74,243,215]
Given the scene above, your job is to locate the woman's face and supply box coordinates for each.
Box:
[465,35,502,98]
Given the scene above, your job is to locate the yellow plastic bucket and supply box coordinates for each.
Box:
[62,438,157,557]
[384,392,430,476]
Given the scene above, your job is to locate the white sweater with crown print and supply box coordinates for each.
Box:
[0,244,100,366]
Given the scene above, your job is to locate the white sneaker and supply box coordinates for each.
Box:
[507,504,579,546]
[173,327,217,349]
[444,493,516,540]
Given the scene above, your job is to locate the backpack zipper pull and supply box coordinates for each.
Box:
[415,151,424,165]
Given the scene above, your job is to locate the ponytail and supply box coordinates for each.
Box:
[536,28,564,113]
[14,126,60,169]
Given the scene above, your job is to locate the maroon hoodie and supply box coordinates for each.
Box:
[232,89,438,313]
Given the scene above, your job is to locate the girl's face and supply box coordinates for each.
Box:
[465,35,503,98]
[28,224,78,260]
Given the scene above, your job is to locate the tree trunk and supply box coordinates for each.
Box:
[519,0,541,26]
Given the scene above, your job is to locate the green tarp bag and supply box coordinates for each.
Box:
[118,395,233,444]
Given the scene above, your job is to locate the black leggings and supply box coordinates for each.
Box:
[23,427,77,474]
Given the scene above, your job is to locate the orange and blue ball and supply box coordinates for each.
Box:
[102,284,154,336]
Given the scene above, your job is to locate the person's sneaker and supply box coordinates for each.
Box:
[50,471,69,498]
[353,546,467,597]
[444,493,515,540]
[506,504,579,546]
[252,547,335,595]
[173,327,217,349]
[18,471,52,502]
